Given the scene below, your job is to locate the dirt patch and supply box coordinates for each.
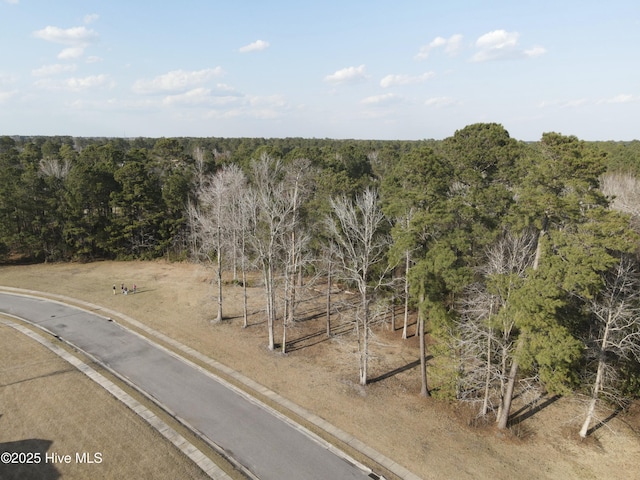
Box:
[1,260,639,480]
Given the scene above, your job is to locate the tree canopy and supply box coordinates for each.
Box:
[1,126,639,435]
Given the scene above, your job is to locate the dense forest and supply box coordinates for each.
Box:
[2,124,640,437]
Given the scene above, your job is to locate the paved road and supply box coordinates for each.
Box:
[0,293,374,480]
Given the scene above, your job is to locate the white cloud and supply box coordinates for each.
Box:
[215,83,239,93]
[538,98,588,108]
[361,93,402,105]
[58,47,85,60]
[476,30,518,50]
[472,30,546,62]
[4,0,20,4]
[600,94,639,104]
[66,75,109,90]
[0,73,19,85]
[324,65,367,84]
[444,34,464,56]
[239,40,270,53]
[537,100,555,108]
[248,94,287,108]
[201,93,292,120]
[34,25,99,60]
[563,98,588,108]
[132,68,224,94]
[161,87,243,108]
[415,34,463,60]
[539,95,639,109]
[34,25,99,46]
[32,64,77,76]
[84,14,99,25]
[524,46,546,58]
[380,72,435,88]
[163,88,213,106]
[425,96,459,107]
[0,90,18,103]
[34,74,110,91]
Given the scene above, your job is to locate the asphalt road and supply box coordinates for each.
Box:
[0,292,374,480]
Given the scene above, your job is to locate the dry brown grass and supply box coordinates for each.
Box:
[0,323,211,480]
[1,260,640,480]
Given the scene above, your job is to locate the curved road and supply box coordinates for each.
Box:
[0,292,378,480]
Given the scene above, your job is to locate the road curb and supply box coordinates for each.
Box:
[0,317,232,480]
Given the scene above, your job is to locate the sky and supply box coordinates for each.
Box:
[0,0,639,141]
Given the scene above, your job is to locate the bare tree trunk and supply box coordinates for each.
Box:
[481,328,492,416]
[496,342,509,421]
[355,291,362,380]
[326,262,332,337]
[282,265,289,354]
[215,226,223,323]
[580,360,604,438]
[419,293,430,397]
[390,291,396,331]
[288,230,297,326]
[242,268,248,328]
[232,227,238,282]
[532,216,548,271]
[282,264,289,354]
[241,234,248,328]
[402,250,410,339]
[580,314,612,438]
[360,290,369,386]
[265,261,276,350]
[481,303,495,416]
[497,355,519,429]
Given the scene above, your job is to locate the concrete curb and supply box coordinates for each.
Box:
[0,317,232,480]
[0,286,424,480]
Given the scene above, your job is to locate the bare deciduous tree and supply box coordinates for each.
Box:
[601,172,640,218]
[248,154,296,350]
[238,191,254,328]
[39,157,71,179]
[457,230,537,420]
[189,163,246,323]
[326,188,392,385]
[281,158,314,353]
[579,255,640,438]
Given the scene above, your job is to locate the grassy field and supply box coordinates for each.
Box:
[1,260,639,480]
[0,323,214,480]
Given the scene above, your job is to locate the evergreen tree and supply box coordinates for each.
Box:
[65,144,120,259]
[493,133,636,428]
[109,149,165,258]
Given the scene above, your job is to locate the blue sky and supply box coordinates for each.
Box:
[1,0,638,141]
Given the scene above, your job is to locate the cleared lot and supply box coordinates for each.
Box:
[1,261,639,480]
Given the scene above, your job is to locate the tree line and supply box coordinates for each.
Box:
[1,124,639,437]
